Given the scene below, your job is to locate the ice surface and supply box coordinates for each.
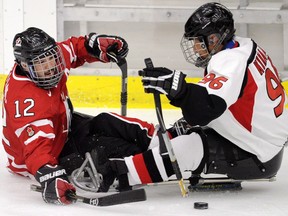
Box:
[1,108,288,216]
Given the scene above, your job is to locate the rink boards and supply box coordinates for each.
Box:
[1,74,288,109]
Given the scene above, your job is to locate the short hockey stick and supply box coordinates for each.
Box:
[117,58,128,116]
[144,58,188,197]
[30,184,146,206]
[108,43,128,116]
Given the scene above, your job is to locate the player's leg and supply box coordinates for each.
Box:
[89,112,155,152]
[125,132,205,185]
[90,131,205,192]
[58,111,94,174]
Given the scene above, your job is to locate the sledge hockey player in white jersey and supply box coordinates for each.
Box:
[86,2,288,192]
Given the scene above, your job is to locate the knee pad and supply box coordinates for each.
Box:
[172,133,204,172]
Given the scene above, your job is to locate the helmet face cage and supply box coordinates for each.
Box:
[180,35,211,68]
[181,29,230,68]
[27,45,65,89]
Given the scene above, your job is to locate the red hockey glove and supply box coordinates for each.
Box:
[35,164,76,205]
[85,33,129,63]
[139,67,187,100]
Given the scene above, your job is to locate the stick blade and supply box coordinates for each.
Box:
[84,188,147,206]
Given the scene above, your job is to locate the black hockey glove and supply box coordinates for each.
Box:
[84,33,129,63]
[139,67,187,100]
[35,164,76,205]
[168,117,193,137]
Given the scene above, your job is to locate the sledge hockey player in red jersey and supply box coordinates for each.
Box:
[88,2,288,192]
[1,27,132,204]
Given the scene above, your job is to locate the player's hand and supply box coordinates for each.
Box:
[139,67,187,100]
[35,164,76,205]
[85,33,129,63]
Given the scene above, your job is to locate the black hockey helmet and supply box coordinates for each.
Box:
[180,2,235,68]
[184,2,235,41]
[13,27,65,89]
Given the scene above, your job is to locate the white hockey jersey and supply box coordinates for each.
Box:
[198,36,288,162]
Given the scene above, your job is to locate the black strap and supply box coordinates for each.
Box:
[190,126,209,175]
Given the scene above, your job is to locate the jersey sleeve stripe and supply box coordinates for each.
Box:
[2,134,10,146]
[62,43,77,63]
[15,119,54,137]
[6,153,27,169]
[24,131,55,145]
[7,167,33,178]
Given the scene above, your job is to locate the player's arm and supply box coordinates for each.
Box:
[16,121,76,205]
[59,34,128,69]
[171,83,227,126]
[12,91,76,205]
[138,67,227,126]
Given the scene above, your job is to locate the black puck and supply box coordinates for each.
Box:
[194,202,208,209]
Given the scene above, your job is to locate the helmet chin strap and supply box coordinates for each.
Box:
[199,28,231,68]
[19,61,29,71]
[195,56,211,68]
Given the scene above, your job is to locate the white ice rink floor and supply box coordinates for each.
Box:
[1,108,288,216]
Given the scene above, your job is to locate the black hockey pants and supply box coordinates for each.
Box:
[59,112,152,174]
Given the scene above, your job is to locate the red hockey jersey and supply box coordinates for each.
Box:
[2,36,98,177]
